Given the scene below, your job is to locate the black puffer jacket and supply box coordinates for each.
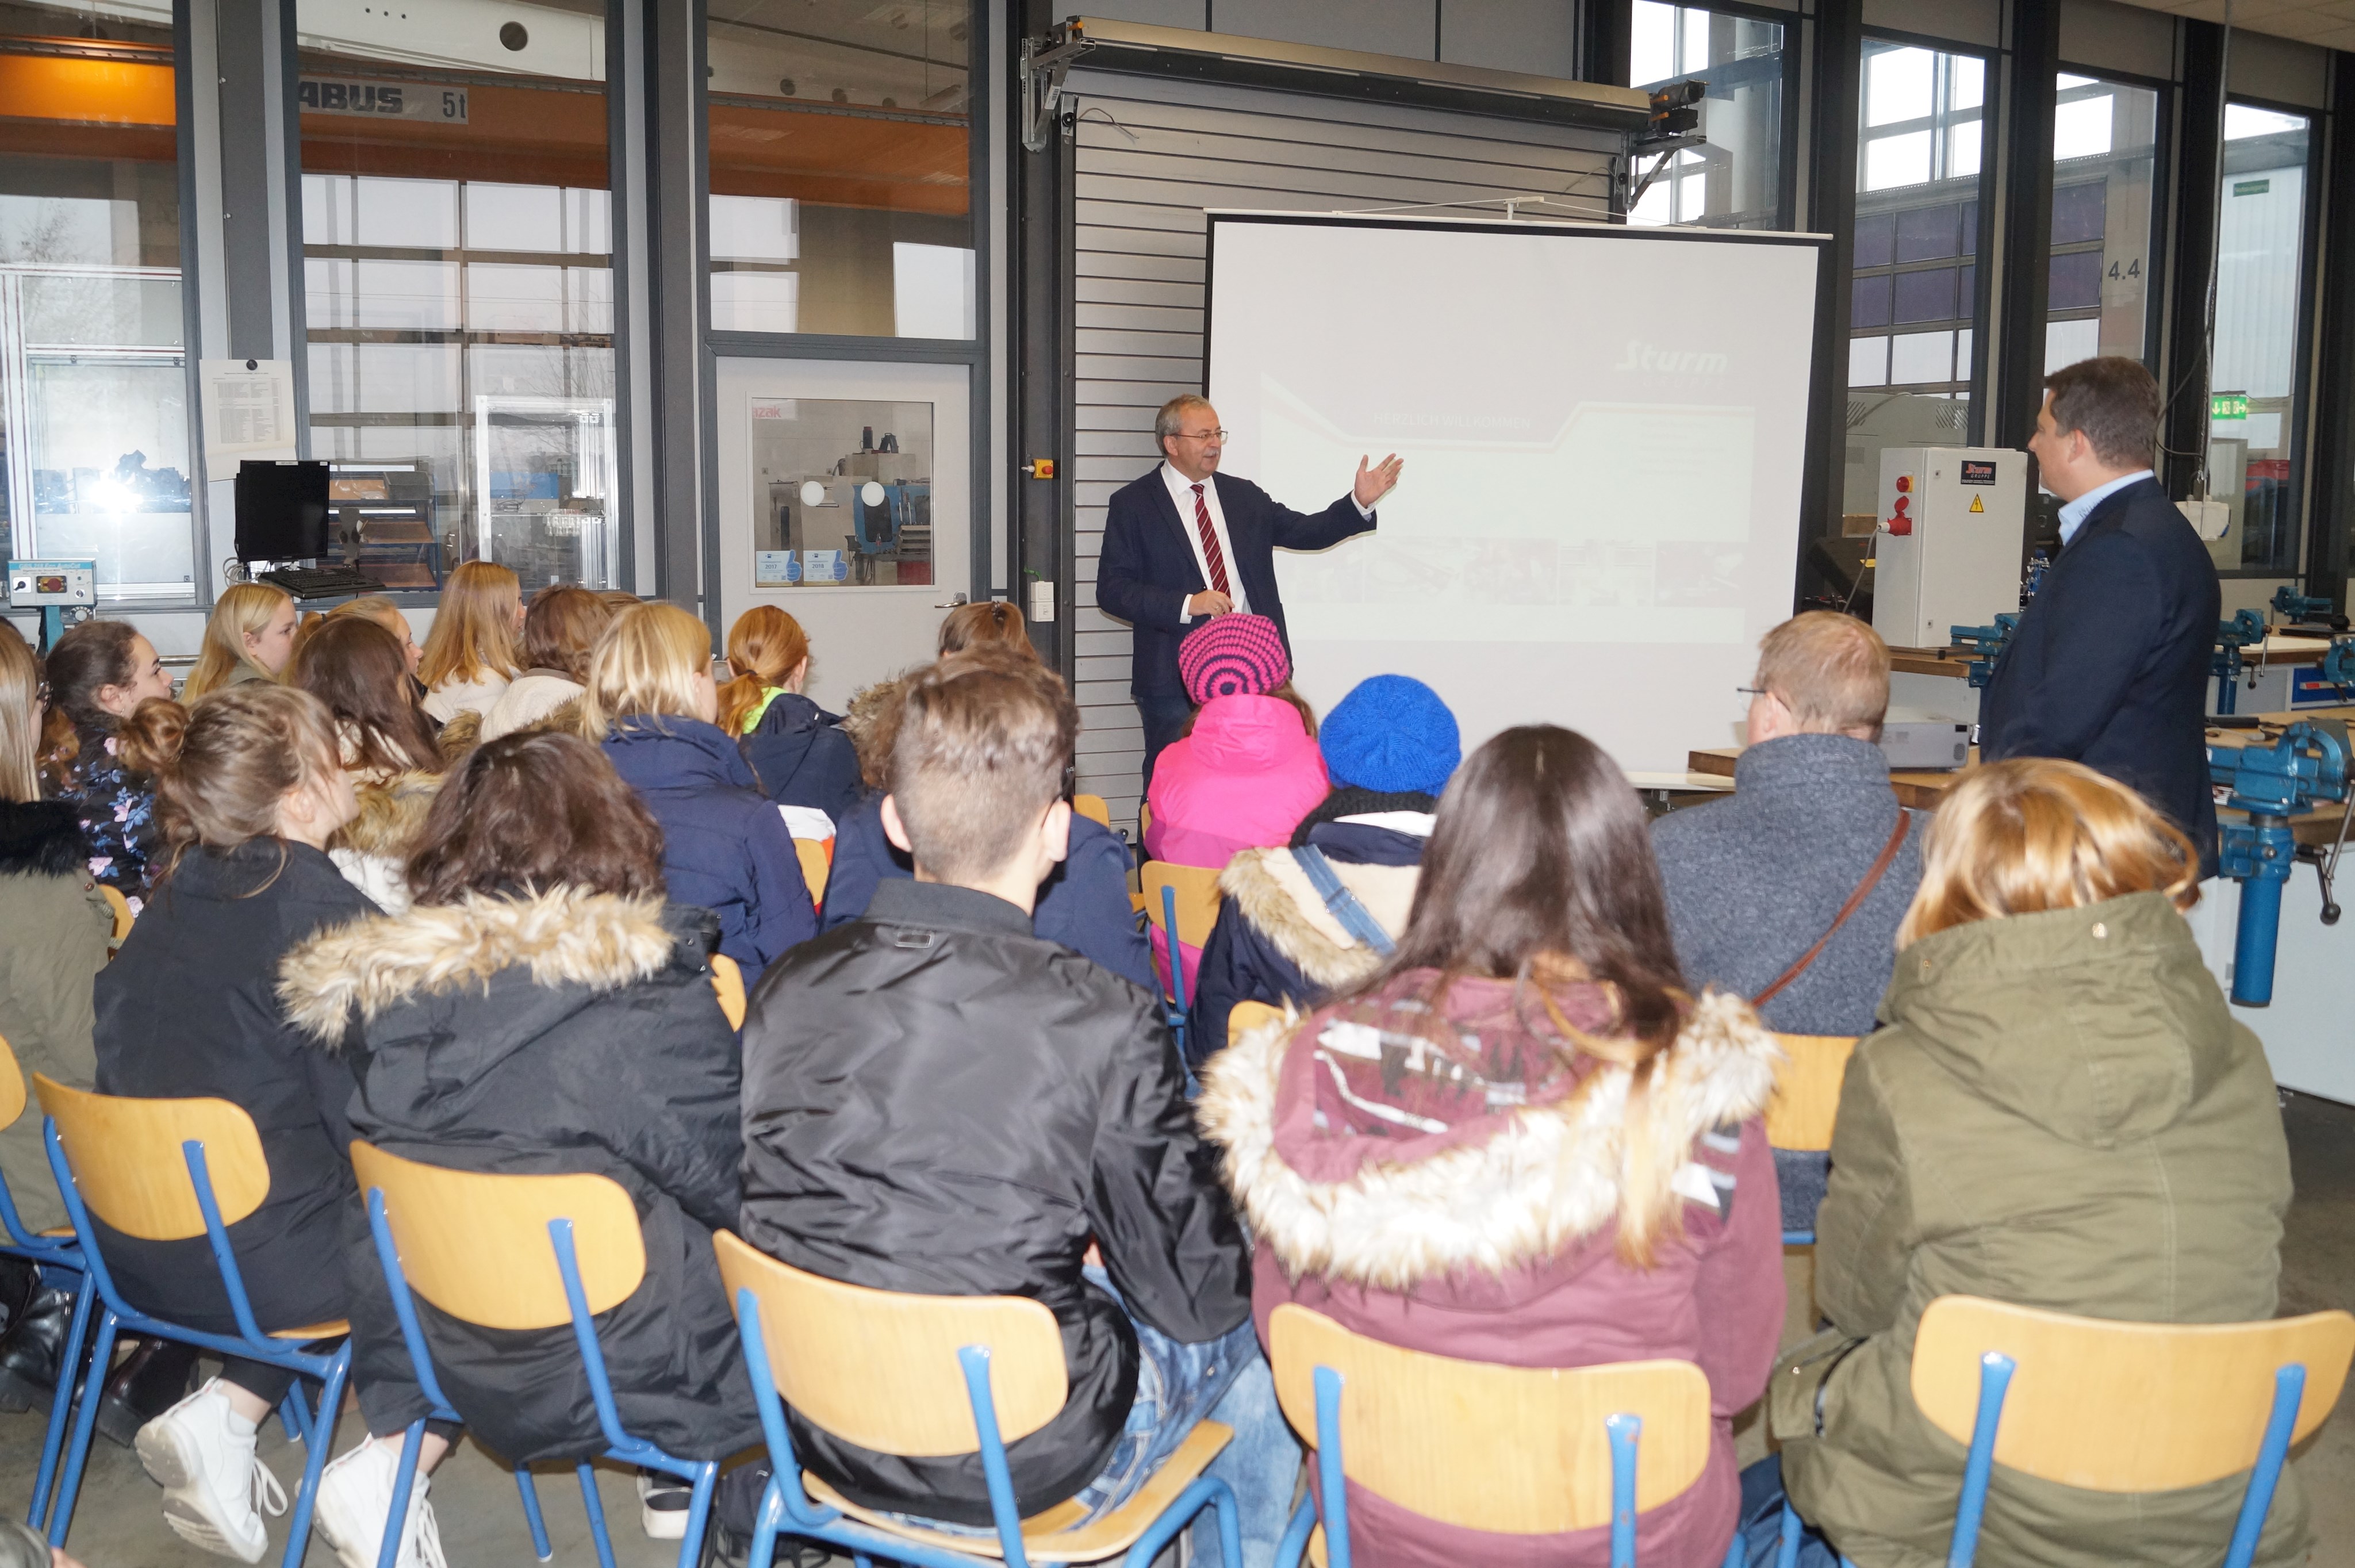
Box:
[738,879,1252,1524]
[278,888,760,1465]
[739,692,863,824]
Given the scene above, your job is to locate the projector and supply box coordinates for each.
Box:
[1880,720,1970,771]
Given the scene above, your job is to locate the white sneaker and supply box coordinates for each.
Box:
[638,1469,689,1539]
[310,1436,447,1568]
[135,1378,286,1563]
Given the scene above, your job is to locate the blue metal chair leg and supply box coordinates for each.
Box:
[277,1344,351,1568]
[747,1477,785,1568]
[44,1309,119,1547]
[376,1421,428,1568]
[514,1467,553,1562]
[670,1463,718,1568]
[279,1389,310,1448]
[1276,1494,1317,1567]
[26,1275,94,1530]
[1604,1412,1640,1568]
[1944,1352,2015,1568]
[577,1462,617,1568]
[1776,1502,1801,1568]
[2224,1363,2307,1568]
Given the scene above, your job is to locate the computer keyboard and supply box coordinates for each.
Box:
[257,565,388,600]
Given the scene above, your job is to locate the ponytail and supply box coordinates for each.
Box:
[717,606,811,735]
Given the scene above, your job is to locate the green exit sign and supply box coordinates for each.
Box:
[2212,393,2250,420]
[2234,178,2270,197]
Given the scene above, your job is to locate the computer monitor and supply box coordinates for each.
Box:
[233,460,331,562]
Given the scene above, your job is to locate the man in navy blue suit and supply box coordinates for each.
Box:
[1096,393,1401,788]
[1980,355,2220,872]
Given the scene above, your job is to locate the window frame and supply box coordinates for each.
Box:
[1848,26,2001,440]
[2049,62,2173,377]
[1628,0,1801,232]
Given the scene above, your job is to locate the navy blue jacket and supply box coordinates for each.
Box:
[740,693,864,825]
[603,718,816,972]
[1978,477,2219,873]
[1095,467,1374,698]
[819,793,1155,992]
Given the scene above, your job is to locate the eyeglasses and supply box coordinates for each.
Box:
[1173,428,1228,442]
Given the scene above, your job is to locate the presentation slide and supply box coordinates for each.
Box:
[1206,213,1824,775]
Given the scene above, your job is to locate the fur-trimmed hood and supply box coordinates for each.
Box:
[1217,845,1418,992]
[0,799,91,879]
[1197,988,1779,1289]
[278,885,688,1042]
[330,770,444,859]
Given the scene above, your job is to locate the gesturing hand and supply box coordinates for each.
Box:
[1354,453,1404,509]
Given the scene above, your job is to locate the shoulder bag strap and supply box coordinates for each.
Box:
[1752,808,1912,1009]
[1294,845,1398,958]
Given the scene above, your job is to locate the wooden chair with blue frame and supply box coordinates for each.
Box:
[712,1228,1242,1567]
[1140,862,1221,1060]
[1773,1295,2355,1568]
[1763,1035,1857,1246]
[1267,1304,1746,1568]
[0,1037,90,1533]
[32,1074,352,1561]
[350,1140,722,1568]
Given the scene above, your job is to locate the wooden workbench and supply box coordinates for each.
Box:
[1687,704,2355,844]
[1885,635,2338,680]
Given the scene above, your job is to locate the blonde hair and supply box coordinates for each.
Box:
[116,685,342,876]
[718,605,811,735]
[0,631,41,804]
[418,561,521,689]
[183,582,293,699]
[1755,612,1890,738]
[1897,757,2199,948]
[581,603,713,734]
[329,596,408,639]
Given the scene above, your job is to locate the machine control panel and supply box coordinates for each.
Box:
[5,559,96,606]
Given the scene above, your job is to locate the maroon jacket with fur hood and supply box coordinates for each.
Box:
[1199,971,1783,1568]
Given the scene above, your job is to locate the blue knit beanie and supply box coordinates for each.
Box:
[1318,676,1460,795]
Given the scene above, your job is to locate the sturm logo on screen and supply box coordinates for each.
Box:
[1612,341,1729,376]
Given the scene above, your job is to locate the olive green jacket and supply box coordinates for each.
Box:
[0,802,110,1235]
[1774,891,2304,1568]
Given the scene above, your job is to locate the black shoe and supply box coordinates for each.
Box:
[97,1337,199,1449]
[0,1286,76,1415]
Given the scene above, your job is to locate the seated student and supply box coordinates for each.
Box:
[417,560,524,724]
[1648,612,1923,1232]
[97,686,448,1568]
[325,597,423,677]
[587,602,814,972]
[0,630,110,1417]
[719,605,862,824]
[1202,724,1782,1567]
[1142,613,1327,871]
[737,650,1291,1565]
[182,582,298,700]
[1748,758,2304,1568]
[280,730,761,1544]
[480,585,613,742]
[1189,674,1459,1063]
[821,630,1153,991]
[287,617,447,913]
[38,619,176,910]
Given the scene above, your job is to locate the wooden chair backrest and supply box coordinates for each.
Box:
[709,953,747,1030]
[1228,1000,1283,1049]
[0,1036,25,1130]
[1072,793,1111,829]
[1141,861,1223,949]
[1138,800,1153,840]
[34,1075,270,1240]
[99,885,134,941]
[794,838,831,906]
[714,1229,1068,1457]
[1764,1034,1858,1152]
[350,1141,646,1332]
[1267,1304,1713,1534]
[1911,1295,2355,1492]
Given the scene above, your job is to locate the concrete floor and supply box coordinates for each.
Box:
[6,1089,2353,1567]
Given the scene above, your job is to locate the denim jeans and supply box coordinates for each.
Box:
[1738,1455,1843,1568]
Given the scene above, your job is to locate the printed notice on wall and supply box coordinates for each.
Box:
[201,359,298,467]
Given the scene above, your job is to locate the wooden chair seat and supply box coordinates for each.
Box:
[710,954,747,1030]
[1764,1034,1859,1153]
[269,1319,350,1342]
[795,838,831,907]
[799,1419,1232,1563]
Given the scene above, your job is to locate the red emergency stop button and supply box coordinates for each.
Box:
[1894,475,1912,493]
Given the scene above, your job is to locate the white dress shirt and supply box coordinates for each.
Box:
[2057,468,2155,546]
[1158,462,1375,625]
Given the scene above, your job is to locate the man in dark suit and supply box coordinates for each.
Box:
[1097,393,1401,787]
[1980,355,2220,872]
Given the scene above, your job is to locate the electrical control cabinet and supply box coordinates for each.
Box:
[1869,446,2028,650]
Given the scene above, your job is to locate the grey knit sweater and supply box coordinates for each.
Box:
[1648,733,1924,1037]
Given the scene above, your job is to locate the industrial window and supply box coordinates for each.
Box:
[1629,2,1788,230]
[2046,74,2162,373]
[2206,103,2312,577]
[0,0,194,600]
[294,0,620,591]
[704,0,974,339]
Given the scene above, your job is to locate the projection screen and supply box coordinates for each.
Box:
[1205,212,1827,775]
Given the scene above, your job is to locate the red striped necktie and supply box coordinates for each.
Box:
[1191,483,1231,597]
